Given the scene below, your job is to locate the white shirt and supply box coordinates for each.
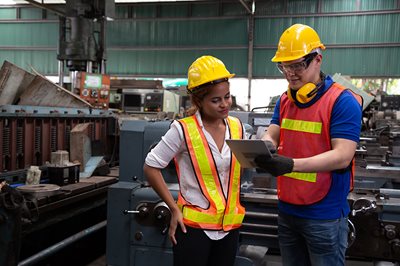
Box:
[145,111,244,240]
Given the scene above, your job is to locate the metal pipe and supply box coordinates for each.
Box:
[246,12,254,111]
[58,60,64,88]
[99,18,107,74]
[240,231,278,239]
[380,188,400,198]
[86,61,93,73]
[23,0,65,17]
[242,222,278,230]
[18,220,107,266]
[70,70,77,93]
[245,211,278,219]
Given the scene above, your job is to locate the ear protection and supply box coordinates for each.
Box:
[287,73,326,104]
[287,83,318,104]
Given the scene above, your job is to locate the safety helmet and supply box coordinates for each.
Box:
[271,24,326,62]
[187,55,235,92]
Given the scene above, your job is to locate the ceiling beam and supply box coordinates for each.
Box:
[238,0,253,14]
[23,0,65,17]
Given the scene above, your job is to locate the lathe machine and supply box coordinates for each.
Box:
[106,113,400,265]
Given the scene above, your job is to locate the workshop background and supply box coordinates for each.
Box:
[0,0,399,266]
[0,0,399,110]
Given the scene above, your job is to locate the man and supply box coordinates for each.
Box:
[255,24,362,266]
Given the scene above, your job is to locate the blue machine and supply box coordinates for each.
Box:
[107,116,400,266]
[106,119,254,266]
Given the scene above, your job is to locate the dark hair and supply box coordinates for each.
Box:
[186,84,211,116]
[185,80,230,116]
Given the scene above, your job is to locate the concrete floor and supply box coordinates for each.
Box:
[86,255,106,266]
[261,256,399,266]
[238,245,396,266]
[87,249,397,266]
[259,255,375,266]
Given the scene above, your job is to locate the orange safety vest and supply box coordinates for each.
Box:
[278,83,362,205]
[176,115,245,231]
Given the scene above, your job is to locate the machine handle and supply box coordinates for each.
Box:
[123,210,140,215]
[351,201,377,216]
[161,225,169,235]
[347,218,356,248]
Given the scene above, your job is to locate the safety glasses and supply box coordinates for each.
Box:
[276,52,318,74]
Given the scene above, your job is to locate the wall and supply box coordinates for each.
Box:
[0,0,399,78]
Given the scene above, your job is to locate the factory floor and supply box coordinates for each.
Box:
[84,255,378,266]
[84,250,384,266]
[18,224,394,266]
[86,255,106,266]
[238,245,397,266]
[260,255,377,266]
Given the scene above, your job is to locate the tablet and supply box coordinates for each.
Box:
[226,139,273,168]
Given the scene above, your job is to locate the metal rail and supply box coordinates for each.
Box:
[18,220,106,266]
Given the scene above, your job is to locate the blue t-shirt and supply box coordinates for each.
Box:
[270,75,362,220]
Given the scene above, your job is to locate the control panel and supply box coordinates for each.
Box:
[77,72,110,109]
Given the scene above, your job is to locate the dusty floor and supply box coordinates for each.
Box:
[89,249,382,266]
[22,231,392,266]
[86,255,106,266]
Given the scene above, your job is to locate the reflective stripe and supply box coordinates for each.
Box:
[224,212,245,225]
[182,206,223,224]
[224,116,244,228]
[182,117,225,213]
[284,172,317,182]
[228,116,241,140]
[281,118,322,134]
[278,83,360,205]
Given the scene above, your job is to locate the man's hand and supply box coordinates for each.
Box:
[264,140,276,154]
[255,154,294,176]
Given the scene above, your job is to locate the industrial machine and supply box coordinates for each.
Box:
[0,105,118,266]
[121,88,164,113]
[76,72,111,109]
[106,119,254,266]
[57,0,115,76]
[110,79,164,113]
[106,102,400,265]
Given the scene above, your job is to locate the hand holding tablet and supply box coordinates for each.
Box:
[225,139,274,168]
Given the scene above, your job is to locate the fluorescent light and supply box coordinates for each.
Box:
[0,0,66,4]
[0,0,198,4]
[0,0,17,5]
[115,0,199,2]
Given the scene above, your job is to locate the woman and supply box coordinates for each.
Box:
[143,55,246,266]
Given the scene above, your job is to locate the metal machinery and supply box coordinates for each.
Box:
[0,105,118,266]
[107,98,400,265]
[75,72,111,109]
[57,0,115,76]
[110,79,164,113]
[106,119,253,266]
[0,1,119,265]
[0,60,119,266]
[56,0,115,110]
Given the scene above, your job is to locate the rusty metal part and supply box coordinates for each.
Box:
[0,111,115,173]
[16,184,61,197]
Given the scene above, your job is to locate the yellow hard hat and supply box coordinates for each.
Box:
[271,24,326,62]
[187,55,235,91]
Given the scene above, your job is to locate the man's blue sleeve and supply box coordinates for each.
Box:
[270,97,281,126]
[330,90,362,142]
